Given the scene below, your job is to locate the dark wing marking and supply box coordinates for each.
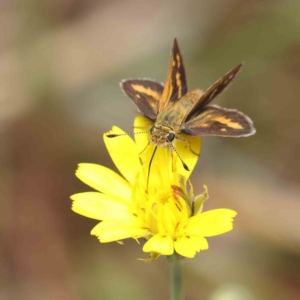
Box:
[159,38,187,112]
[186,63,243,121]
[182,105,256,137]
[120,79,164,121]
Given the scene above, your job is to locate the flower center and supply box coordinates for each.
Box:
[155,190,173,205]
[141,188,188,236]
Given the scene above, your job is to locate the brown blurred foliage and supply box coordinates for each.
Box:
[1,0,300,299]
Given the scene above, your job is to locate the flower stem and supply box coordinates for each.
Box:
[169,253,184,300]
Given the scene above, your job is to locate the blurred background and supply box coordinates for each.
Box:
[1,0,300,299]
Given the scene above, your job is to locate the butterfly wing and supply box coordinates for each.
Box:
[182,105,256,137]
[186,63,243,122]
[159,38,187,112]
[120,79,164,121]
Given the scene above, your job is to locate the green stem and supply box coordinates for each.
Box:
[169,253,184,300]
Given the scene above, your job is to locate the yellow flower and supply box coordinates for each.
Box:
[71,116,237,259]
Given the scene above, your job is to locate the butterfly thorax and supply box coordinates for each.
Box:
[156,90,203,128]
[149,124,176,147]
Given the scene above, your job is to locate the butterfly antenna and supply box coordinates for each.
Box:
[168,142,189,171]
[106,131,149,138]
[146,146,158,192]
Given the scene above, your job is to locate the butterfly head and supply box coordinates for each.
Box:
[149,125,176,147]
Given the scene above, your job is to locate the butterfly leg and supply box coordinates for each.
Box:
[139,141,150,155]
[175,136,200,156]
[171,147,175,173]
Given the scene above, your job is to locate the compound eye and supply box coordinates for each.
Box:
[167,132,175,142]
[150,126,156,134]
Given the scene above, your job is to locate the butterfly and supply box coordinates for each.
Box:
[108,38,255,170]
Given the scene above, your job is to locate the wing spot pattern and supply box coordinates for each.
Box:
[131,84,161,100]
[212,116,244,129]
[176,54,181,67]
[176,71,182,99]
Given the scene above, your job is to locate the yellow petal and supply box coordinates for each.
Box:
[174,236,208,258]
[134,115,153,154]
[174,134,201,179]
[76,163,131,202]
[160,201,178,235]
[104,126,141,185]
[186,209,237,237]
[152,146,173,180]
[91,220,149,243]
[143,233,174,255]
[70,192,131,221]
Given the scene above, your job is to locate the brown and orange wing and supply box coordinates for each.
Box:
[182,105,255,137]
[120,79,164,121]
[186,63,243,121]
[159,38,187,112]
